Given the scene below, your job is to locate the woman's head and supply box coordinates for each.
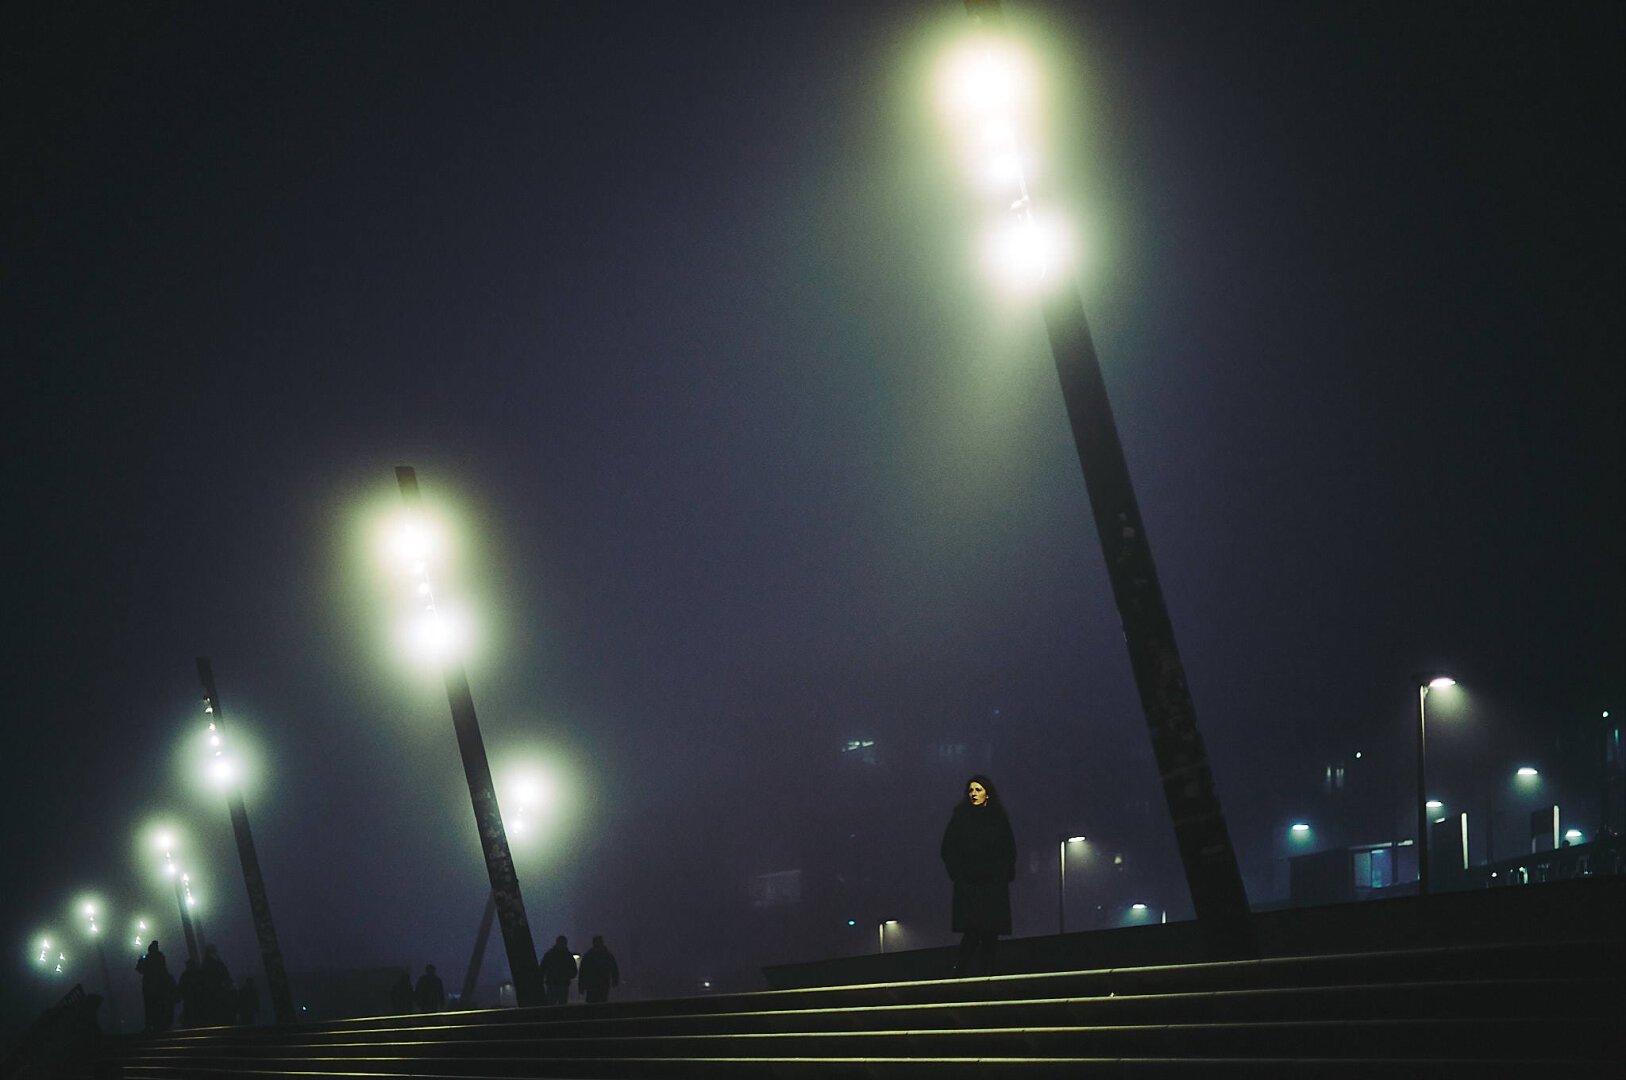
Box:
[963,774,999,809]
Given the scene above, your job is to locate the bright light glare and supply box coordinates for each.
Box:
[1565,829,1583,841]
[403,609,470,664]
[980,214,1072,295]
[1428,677,1457,689]
[1131,903,1148,911]
[1290,822,1310,833]
[1425,800,1443,810]
[1516,766,1539,777]
[209,758,236,787]
[937,39,1035,121]
[1066,835,1086,844]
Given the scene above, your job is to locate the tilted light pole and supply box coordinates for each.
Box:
[952,0,1253,956]
[196,658,296,1023]
[77,900,118,1031]
[1415,675,1455,894]
[156,834,201,965]
[394,466,543,1007]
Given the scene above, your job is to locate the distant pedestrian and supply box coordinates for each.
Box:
[135,941,176,1032]
[578,936,620,1004]
[200,944,234,1025]
[390,971,415,1014]
[940,774,1015,977]
[237,976,260,1025]
[540,936,577,1006]
[415,964,445,1012]
[177,958,203,1027]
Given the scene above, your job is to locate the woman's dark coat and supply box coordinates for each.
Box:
[940,802,1016,934]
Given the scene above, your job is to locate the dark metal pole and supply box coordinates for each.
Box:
[460,891,498,1007]
[197,658,296,1024]
[172,876,200,966]
[962,0,1254,959]
[395,466,544,1008]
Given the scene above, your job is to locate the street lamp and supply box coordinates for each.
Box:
[151,828,201,965]
[943,0,1252,957]
[1415,675,1456,895]
[195,660,296,1024]
[1058,835,1085,933]
[461,762,557,1008]
[75,896,118,1031]
[878,919,899,953]
[389,466,543,1007]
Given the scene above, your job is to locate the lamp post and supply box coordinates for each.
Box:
[878,919,899,953]
[155,833,201,965]
[196,659,295,1024]
[393,466,543,1007]
[1415,676,1455,895]
[1058,835,1085,934]
[948,1,1253,956]
[77,899,119,1031]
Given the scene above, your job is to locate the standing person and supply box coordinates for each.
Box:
[940,774,1016,977]
[200,944,233,1025]
[415,964,445,1012]
[577,936,620,1004]
[389,971,415,1014]
[176,958,203,1027]
[539,936,577,1006]
[135,941,175,1033]
[236,976,260,1025]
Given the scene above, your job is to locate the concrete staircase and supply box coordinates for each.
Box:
[97,939,1623,1078]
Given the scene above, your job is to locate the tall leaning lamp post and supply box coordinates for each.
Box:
[392,466,543,1007]
[945,0,1252,955]
[196,660,296,1023]
[1415,675,1456,895]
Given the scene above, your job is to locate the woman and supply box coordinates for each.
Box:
[940,774,1015,976]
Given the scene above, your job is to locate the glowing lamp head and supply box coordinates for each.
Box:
[1290,822,1310,833]
[1425,800,1443,810]
[1131,903,1148,911]
[1516,766,1539,778]
[1428,677,1456,690]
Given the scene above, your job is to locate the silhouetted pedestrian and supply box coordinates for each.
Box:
[415,964,445,1012]
[389,971,415,1014]
[940,774,1015,976]
[578,936,619,1004]
[237,976,260,1025]
[540,936,577,1006]
[135,941,176,1032]
[200,944,234,1025]
[177,958,203,1027]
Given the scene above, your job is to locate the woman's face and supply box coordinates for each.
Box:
[967,781,989,806]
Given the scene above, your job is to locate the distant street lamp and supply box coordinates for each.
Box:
[391,466,543,1008]
[878,919,899,953]
[153,831,201,964]
[196,659,295,1024]
[944,0,1252,956]
[75,898,118,1031]
[1058,835,1085,934]
[1415,676,1456,895]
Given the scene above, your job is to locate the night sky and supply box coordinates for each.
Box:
[4,0,1621,1033]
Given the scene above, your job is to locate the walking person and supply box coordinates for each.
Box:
[415,964,445,1012]
[578,936,620,1004]
[540,936,577,1006]
[940,774,1016,976]
[135,941,176,1033]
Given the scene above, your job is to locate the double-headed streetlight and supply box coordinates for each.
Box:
[942,1,1253,956]
[1415,676,1456,895]
[388,467,543,1007]
[1057,835,1086,934]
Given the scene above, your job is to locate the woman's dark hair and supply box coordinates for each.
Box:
[954,774,1008,817]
